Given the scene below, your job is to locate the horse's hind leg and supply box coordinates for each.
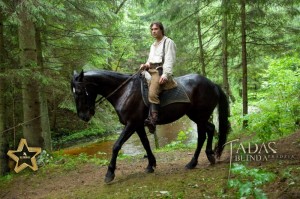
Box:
[185,123,206,169]
[205,122,216,164]
[136,126,156,173]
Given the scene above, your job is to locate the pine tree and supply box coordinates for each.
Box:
[18,3,44,148]
[0,8,9,176]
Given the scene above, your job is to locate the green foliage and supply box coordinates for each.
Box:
[229,102,244,132]
[36,151,109,172]
[0,173,13,184]
[88,155,109,166]
[161,128,193,151]
[37,150,54,167]
[247,55,300,140]
[54,127,106,145]
[228,163,276,198]
[117,152,133,160]
[281,167,299,188]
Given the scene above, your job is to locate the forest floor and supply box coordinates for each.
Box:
[0,130,299,199]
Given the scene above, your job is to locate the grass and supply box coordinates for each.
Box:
[52,127,112,148]
[58,162,229,199]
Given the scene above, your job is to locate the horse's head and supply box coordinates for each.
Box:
[71,70,96,122]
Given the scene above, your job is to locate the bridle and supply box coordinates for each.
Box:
[79,70,141,106]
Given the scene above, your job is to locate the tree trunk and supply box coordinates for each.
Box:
[18,5,44,148]
[50,92,57,131]
[106,0,128,70]
[0,9,9,176]
[0,84,8,175]
[197,18,206,76]
[107,37,113,70]
[241,0,248,127]
[36,27,51,151]
[221,0,235,104]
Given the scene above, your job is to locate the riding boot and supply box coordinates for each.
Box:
[144,103,159,134]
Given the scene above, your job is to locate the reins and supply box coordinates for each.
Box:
[94,70,141,105]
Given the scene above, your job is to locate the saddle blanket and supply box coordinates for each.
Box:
[141,76,191,107]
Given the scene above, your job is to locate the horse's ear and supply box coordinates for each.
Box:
[78,70,84,82]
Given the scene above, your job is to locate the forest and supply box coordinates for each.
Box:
[0,0,299,196]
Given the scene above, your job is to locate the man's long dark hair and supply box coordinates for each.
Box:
[150,22,165,35]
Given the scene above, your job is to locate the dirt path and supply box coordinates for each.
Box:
[1,131,299,199]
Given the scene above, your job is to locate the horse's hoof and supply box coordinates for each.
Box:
[185,164,195,169]
[145,166,154,173]
[185,161,198,169]
[207,155,216,165]
[153,162,157,168]
[104,173,115,184]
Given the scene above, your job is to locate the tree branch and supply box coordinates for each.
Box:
[115,0,128,14]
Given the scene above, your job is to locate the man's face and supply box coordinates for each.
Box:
[151,24,163,40]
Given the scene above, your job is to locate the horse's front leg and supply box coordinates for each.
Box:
[136,126,156,173]
[105,124,135,183]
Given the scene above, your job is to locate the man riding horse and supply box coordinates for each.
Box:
[72,22,230,184]
[140,22,177,133]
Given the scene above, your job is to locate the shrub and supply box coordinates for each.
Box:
[228,163,276,198]
[247,55,300,140]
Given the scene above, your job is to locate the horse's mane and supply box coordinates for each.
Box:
[84,70,132,82]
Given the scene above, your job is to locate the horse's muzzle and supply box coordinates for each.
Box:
[78,112,92,122]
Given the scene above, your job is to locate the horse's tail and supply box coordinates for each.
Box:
[215,85,230,158]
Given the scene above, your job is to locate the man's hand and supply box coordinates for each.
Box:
[159,76,168,84]
[140,63,149,70]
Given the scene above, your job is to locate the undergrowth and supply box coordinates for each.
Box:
[52,127,107,148]
[36,150,109,173]
[157,128,195,152]
[228,163,276,198]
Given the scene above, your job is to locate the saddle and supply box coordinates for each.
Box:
[140,74,191,107]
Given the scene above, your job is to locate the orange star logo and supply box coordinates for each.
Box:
[7,138,41,173]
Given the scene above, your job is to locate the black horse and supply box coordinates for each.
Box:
[71,70,229,183]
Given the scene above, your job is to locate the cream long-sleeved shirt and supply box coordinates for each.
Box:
[146,36,176,79]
